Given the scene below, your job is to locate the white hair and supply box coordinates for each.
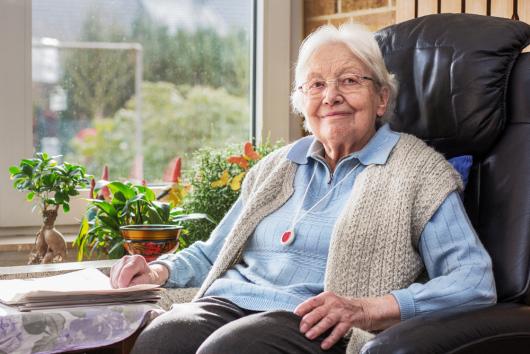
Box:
[291,22,398,131]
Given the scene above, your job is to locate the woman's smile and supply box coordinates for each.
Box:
[321,111,352,118]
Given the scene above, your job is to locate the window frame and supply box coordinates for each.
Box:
[0,0,302,237]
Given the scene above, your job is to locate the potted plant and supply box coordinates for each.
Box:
[75,180,211,261]
[181,141,281,245]
[75,140,281,261]
[9,153,90,264]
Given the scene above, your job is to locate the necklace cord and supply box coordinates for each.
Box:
[289,162,361,230]
[289,163,318,229]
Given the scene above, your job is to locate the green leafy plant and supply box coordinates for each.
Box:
[74,181,211,260]
[182,140,282,246]
[68,82,249,182]
[9,152,90,214]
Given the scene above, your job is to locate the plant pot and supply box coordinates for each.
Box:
[120,225,182,262]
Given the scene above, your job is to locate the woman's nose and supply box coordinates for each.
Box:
[322,82,344,105]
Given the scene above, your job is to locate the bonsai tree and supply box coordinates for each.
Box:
[9,153,90,264]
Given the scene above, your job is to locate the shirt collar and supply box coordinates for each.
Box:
[286,123,400,166]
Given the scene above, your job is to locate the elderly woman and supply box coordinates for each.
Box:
[111,23,496,354]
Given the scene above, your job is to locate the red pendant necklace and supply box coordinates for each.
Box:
[280,162,360,246]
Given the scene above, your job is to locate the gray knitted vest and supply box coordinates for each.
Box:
[194,133,462,353]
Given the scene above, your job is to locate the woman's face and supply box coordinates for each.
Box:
[302,42,389,152]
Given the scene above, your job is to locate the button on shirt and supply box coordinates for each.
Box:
[152,124,496,320]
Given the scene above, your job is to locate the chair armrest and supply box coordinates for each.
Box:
[361,303,530,354]
[157,287,198,310]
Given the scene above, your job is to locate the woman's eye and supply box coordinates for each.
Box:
[310,81,325,89]
[342,77,360,85]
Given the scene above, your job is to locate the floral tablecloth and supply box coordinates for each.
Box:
[0,303,162,354]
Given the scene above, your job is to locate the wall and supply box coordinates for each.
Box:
[304,0,529,40]
[304,0,396,35]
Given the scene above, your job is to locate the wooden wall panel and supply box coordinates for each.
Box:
[396,0,415,23]
[491,0,513,18]
[466,0,487,15]
[396,0,529,23]
[418,0,437,17]
[519,0,530,23]
[441,0,462,13]
[521,0,529,54]
[394,0,529,50]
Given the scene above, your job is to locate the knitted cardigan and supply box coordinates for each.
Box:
[194,133,463,353]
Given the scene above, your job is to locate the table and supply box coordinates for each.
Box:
[0,260,197,353]
[0,303,161,354]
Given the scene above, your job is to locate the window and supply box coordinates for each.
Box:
[32,0,253,183]
[0,0,298,233]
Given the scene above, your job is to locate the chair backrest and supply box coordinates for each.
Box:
[375,14,530,303]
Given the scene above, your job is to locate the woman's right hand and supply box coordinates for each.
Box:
[110,255,169,288]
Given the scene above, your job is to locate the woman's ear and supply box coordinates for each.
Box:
[376,86,390,117]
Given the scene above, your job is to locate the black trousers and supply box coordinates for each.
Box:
[131,297,348,354]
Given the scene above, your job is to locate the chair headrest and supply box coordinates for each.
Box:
[375,14,530,158]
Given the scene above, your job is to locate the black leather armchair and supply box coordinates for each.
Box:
[362,14,530,353]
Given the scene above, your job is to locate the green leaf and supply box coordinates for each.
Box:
[10,173,25,180]
[136,185,156,201]
[21,158,37,167]
[170,206,185,214]
[8,166,20,175]
[128,193,147,204]
[86,225,104,236]
[54,191,65,204]
[26,191,35,201]
[144,204,165,224]
[89,239,102,258]
[75,217,89,242]
[21,164,33,176]
[42,173,56,187]
[90,200,117,217]
[98,214,120,230]
[153,201,171,222]
[107,181,135,199]
[62,204,70,213]
[108,239,125,257]
[45,197,57,206]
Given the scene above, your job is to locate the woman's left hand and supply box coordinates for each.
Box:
[293,291,400,350]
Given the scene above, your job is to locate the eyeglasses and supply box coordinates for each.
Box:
[298,73,374,98]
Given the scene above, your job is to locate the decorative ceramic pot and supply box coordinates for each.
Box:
[120,225,182,262]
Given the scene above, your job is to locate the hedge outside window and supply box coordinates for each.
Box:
[32,0,253,183]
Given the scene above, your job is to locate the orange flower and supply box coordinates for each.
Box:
[243,142,260,161]
[227,156,249,169]
[227,142,261,170]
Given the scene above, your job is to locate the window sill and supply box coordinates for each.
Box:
[0,226,78,245]
[0,226,104,267]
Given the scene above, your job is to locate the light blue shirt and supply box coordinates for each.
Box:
[152,124,496,320]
